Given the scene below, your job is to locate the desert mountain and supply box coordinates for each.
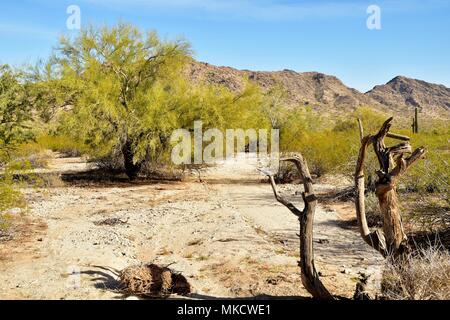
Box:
[366,76,450,116]
[187,60,450,118]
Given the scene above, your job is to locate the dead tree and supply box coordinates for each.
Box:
[355,117,426,257]
[265,154,334,300]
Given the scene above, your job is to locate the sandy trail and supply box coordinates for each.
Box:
[0,153,382,299]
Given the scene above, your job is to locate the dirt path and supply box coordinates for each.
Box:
[0,154,383,299]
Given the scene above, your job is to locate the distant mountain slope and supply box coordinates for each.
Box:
[187,60,450,118]
[366,76,450,116]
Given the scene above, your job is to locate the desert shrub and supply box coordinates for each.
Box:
[333,106,388,134]
[381,247,450,300]
[0,177,25,212]
[119,264,191,297]
[400,126,449,194]
[0,65,33,154]
[278,106,388,178]
[36,135,88,157]
[0,64,32,230]
[273,161,300,183]
[10,142,52,169]
[300,131,358,177]
[394,125,450,231]
[0,167,26,232]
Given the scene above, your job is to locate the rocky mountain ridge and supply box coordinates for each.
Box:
[187,60,450,118]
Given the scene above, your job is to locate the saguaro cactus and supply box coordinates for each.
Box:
[412,107,419,133]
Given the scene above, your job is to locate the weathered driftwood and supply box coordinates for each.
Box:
[355,117,426,257]
[355,135,387,256]
[266,154,334,300]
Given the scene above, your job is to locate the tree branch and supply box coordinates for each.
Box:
[265,154,334,300]
[354,134,388,257]
[268,175,302,217]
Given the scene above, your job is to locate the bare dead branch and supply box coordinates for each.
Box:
[357,118,364,142]
[266,154,334,300]
[355,134,388,256]
[386,132,410,141]
[357,117,426,257]
[268,176,302,217]
[390,146,426,178]
[373,117,394,173]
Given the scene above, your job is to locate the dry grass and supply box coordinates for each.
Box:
[119,263,191,298]
[381,247,450,300]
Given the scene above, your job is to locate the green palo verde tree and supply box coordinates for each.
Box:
[53,23,192,180]
[50,23,266,179]
[0,65,32,163]
[0,65,31,226]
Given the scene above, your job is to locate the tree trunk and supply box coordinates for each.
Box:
[354,135,387,256]
[122,139,141,181]
[355,117,426,257]
[376,187,407,254]
[266,154,334,300]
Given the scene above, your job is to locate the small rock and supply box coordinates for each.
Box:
[341,269,351,274]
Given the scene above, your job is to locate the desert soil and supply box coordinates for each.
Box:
[0,153,383,300]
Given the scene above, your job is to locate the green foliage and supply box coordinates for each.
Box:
[42,23,265,177]
[26,60,78,123]
[52,24,189,176]
[0,65,33,163]
[278,107,365,176]
[397,125,450,231]
[279,106,418,177]
[401,127,449,194]
[0,172,25,212]
[25,23,192,177]
[54,23,191,158]
[259,83,289,129]
[10,142,51,169]
[36,134,88,157]
[0,165,27,231]
[333,106,387,134]
[0,65,33,228]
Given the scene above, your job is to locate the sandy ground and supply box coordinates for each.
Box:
[0,153,383,300]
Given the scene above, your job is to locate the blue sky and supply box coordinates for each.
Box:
[0,0,449,92]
